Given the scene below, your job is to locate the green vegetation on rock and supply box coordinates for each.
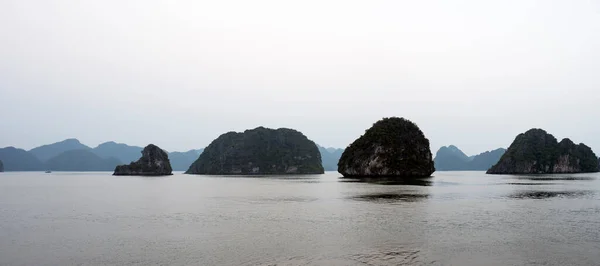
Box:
[186,127,324,175]
[338,117,435,178]
[487,129,599,174]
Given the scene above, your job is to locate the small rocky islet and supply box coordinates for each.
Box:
[185,127,324,175]
[0,159,3,172]
[113,144,173,176]
[487,129,599,174]
[338,117,435,179]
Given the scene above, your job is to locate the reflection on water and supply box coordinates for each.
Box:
[255,196,320,203]
[258,248,428,266]
[505,182,559,186]
[347,249,424,266]
[1,171,600,266]
[511,176,595,181]
[509,190,595,199]
[350,193,428,202]
[340,177,433,186]
[209,175,324,180]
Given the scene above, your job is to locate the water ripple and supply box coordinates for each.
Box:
[508,190,595,199]
[350,193,429,203]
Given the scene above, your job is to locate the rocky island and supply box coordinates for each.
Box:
[487,129,599,174]
[185,127,324,175]
[338,117,435,178]
[113,144,173,176]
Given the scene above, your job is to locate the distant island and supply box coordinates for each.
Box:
[1,128,597,175]
[318,145,343,171]
[487,129,599,174]
[0,147,45,171]
[114,144,173,176]
[186,127,324,175]
[338,117,435,178]
[0,138,339,172]
[93,141,143,165]
[434,145,506,171]
[46,149,120,171]
[0,139,204,172]
[29,138,90,162]
[169,149,204,171]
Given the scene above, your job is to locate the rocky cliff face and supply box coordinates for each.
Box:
[338,117,435,178]
[113,144,172,176]
[487,129,599,174]
[186,127,324,175]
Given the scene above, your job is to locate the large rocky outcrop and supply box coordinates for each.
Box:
[113,144,173,176]
[338,117,435,178]
[487,129,599,174]
[0,160,3,172]
[185,127,324,175]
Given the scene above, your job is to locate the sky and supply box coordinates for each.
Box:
[1,0,599,155]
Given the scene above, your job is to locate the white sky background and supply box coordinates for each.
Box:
[1,0,599,155]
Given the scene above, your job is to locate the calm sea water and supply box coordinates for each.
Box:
[1,171,599,266]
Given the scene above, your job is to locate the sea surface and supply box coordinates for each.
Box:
[1,171,599,266]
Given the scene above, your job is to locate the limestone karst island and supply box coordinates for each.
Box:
[113,144,173,176]
[487,129,599,175]
[338,117,435,179]
[185,127,324,175]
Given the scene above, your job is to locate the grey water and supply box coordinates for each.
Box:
[1,171,599,266]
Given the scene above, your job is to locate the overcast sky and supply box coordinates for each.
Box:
[1,0,599,155]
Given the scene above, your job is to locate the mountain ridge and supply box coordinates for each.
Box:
[29,139,91,162]
[46,149,121,171]
[434,145,506,171]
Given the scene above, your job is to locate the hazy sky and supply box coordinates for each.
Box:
[1,0,599,155]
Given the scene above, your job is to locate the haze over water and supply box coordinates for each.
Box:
[1,172,599,265]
